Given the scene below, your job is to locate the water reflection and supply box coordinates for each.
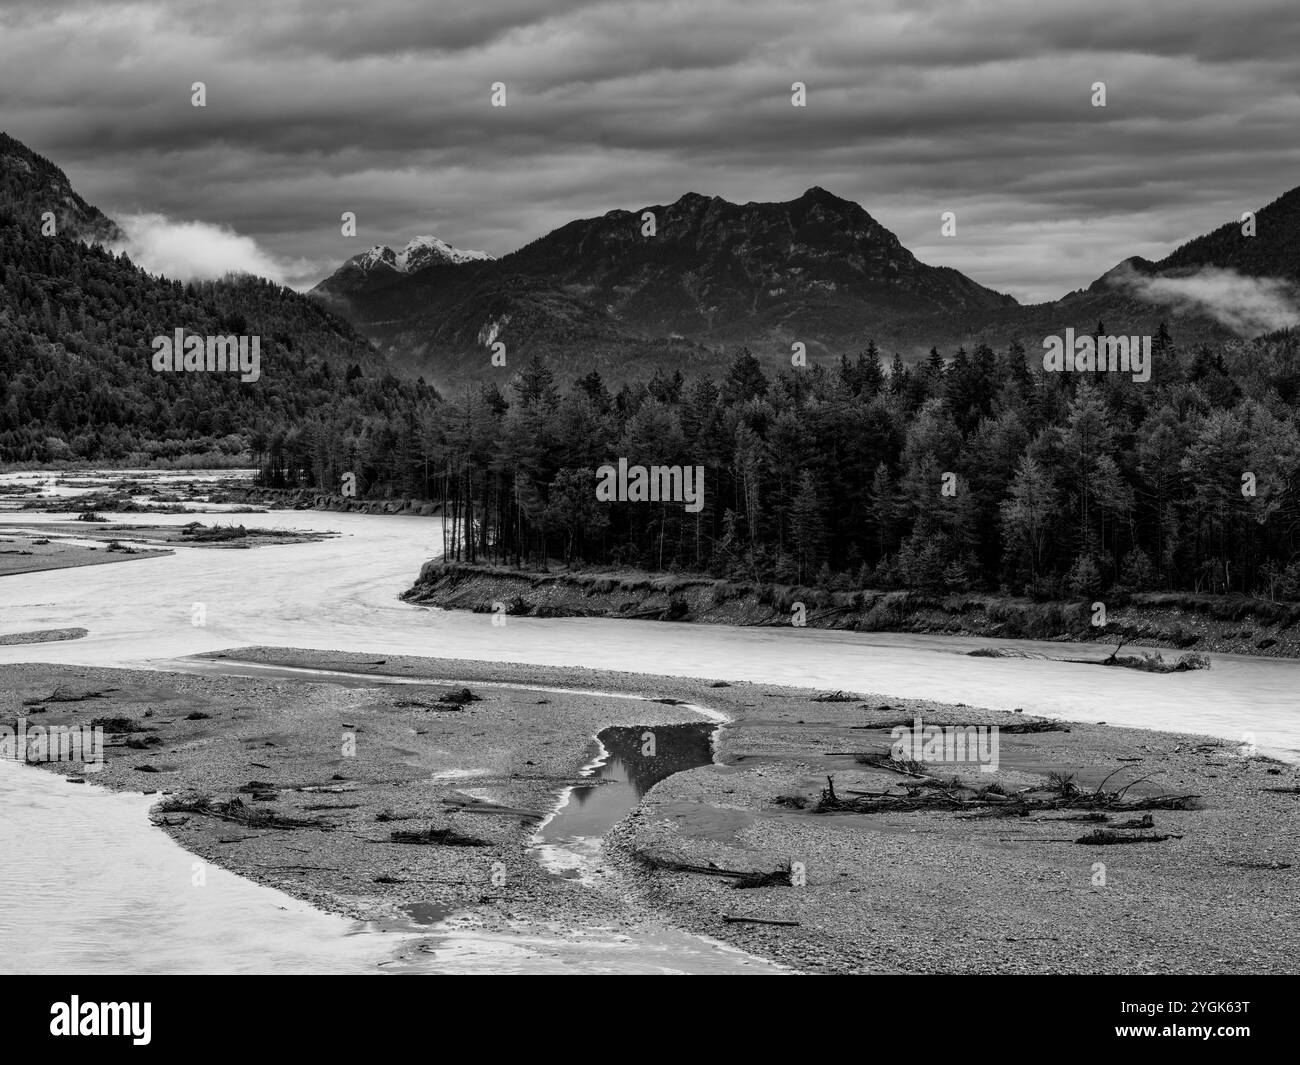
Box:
[541,722,716,843]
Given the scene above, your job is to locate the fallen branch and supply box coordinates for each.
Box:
[441,798,544,819]
[854,754,931,778]
[154,794,329,830]
[1076,829,1182,845]
[636,852,795,888]
[389,824,490,847]
[721,915,800,926]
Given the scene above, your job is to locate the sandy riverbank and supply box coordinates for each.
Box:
[0,521,336,579]
[0,530,172,576]
[4,648,1296,974]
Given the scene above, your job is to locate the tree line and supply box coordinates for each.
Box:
[260,327,1300,601]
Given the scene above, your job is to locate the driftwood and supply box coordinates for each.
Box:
[722,915,800,926]
[24,685,112,705]
[815,771,1202,818]
[388,825,490,847]
[637,852,795,889]
[999,838,1077,843]
[1076,829,1182,845]
[154,795,329,830]
[1111,813,1155,829]
[854,754,930,778]
[852,716,1067,734]
[441,798,543,819]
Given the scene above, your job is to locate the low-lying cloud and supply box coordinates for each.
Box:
[1113,264,1300,337]
[110,213,289,285]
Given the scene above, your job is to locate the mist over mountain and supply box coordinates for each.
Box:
[971,185,1300,348]
[0,132,413,465]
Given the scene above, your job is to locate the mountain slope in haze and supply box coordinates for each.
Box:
[1159,185,1300,279]
[0,131,121,243]
[980,186,1300,348]
[0,132,413,464]
[310,187,1019,386]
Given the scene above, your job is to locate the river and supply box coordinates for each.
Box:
[1,471,1297,973]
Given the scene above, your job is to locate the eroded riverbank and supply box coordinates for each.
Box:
[406,561,1300,661]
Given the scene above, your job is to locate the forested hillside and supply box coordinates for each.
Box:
[263,331,1300,600]
[0,211,433,463]
[0,132,430,465]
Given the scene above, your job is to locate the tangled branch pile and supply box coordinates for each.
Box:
[814,769,1201,818]
[635,852,795,889]
[388,824,490,846]
[154,794,328,830]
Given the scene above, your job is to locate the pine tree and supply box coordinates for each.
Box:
[790,469,826,583]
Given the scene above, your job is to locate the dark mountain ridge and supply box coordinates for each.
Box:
[311,187,1022,385]
[313,181,1300,387]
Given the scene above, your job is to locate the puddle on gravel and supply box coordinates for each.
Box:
[401,901,455,926]
[534,722,717,881]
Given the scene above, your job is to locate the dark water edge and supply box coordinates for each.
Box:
[540,722,717,847]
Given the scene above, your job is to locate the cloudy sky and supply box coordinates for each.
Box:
[3,0,1299,301]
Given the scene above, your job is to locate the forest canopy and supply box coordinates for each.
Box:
[255,331,1300,602]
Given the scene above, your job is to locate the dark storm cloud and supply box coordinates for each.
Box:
[2,0,1298,299]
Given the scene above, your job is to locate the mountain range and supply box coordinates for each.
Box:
[311,187,1020,381]
[309,183,1300,387]
[4,128,1299,403]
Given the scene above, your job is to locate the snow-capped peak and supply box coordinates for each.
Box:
[350,235,493,276]
[355,244,399,272]
[398,234,493,270]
